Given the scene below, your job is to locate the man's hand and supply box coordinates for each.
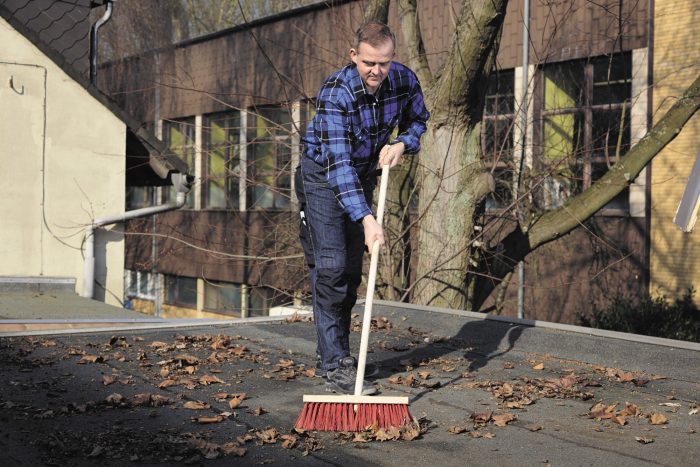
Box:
[362,214,384,251]
[378,142,405,168]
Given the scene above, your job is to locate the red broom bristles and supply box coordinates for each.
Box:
[294,402,412,432]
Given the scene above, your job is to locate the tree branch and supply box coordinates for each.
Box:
[397,0,432,84]
[363,0,389,23]
[528,73,700,249]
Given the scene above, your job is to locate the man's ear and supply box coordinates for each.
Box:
[349,48,358,64]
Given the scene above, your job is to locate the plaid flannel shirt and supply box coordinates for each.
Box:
[302,62,430,222]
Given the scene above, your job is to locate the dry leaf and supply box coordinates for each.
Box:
[527,425,543,432]
[212,392,229,401]
[232,443,252,458]
[131,393,152,407]
[255,427,279,444]
[280,434,298,449]
[193,415,225,424]
[483,432,496,439]
[158,378,177,389]
[689,408,699,416]
[649,413,668,425]
[635,436,654,444]
[418,371,431,380]
[184,401,210,410]
[659,402,681,407]
[102,375,117,386]
[304,368,316,377]
[616,371,634,383]
[105,393,124,405]
[532,363,544,370]
[251,407,267,416]
[199,375,225,385]
[184,366,196,375]
[492,413,516,427]
[78,355,104,364]
[503,362,515,369]
[228,393,247,409]
[448,425,468,434]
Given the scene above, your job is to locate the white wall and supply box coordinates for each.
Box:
[0,17,127,304]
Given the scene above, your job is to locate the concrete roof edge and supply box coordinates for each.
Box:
[372,299,700,352]
[0,311,313,338]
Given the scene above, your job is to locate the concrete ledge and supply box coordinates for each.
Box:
[372,299,700,352]
[0,276,76,293]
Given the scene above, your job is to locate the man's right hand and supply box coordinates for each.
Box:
[362,214,384,251]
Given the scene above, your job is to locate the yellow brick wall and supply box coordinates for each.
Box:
[649,0,700,302]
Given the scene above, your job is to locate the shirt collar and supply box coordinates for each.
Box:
[346,63,394,99]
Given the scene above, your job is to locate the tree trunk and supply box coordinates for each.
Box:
[412,0,507,308]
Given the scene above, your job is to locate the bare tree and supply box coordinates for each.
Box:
[361,0,700,311]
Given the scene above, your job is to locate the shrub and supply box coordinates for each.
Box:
[577,289,700,342]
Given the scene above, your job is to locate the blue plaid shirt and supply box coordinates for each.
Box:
[302,62,430,222]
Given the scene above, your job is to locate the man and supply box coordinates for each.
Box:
[295,21,429,395]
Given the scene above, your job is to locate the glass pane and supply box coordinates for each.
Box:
[591,106,631,163]
[485,167,514,210]
[485,69,515,115]
[165,275,197,307]
[543,113,583,162]
[248,106,292,209]
[248,287,269,317]
[543,62,584,110]
[204,281,241,316]
[592,54,632,105]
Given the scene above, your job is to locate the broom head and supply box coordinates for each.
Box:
[295,394,411,432]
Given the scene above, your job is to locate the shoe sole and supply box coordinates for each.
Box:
[325,381,377,396]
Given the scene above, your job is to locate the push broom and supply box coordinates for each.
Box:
[295,164,412,432]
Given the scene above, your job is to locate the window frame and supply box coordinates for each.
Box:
[534,53,632,214]
[202,111,241,210]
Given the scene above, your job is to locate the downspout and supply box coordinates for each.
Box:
[517,0,531,320]
[90,0,115,85]
[82,173,191,299]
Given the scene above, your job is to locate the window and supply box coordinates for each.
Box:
[126,186,157,210]
[204,112,240,209]
[163,118,196,209]
[124,269,155,300]
[248,286,289,317]
[204,281,242,317]
[538,53,631,211]
[247,106,293,210]
[482,69,516,210]
[164,274,197,308]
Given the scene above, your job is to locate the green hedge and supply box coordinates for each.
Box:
[577,289,700,342]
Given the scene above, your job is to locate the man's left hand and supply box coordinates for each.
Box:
[379,142,405,168]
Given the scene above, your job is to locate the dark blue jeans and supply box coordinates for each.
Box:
[295,158,374,371]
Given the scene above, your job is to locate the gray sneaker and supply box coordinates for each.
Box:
[326,356,377,395]
[315,355,379,379]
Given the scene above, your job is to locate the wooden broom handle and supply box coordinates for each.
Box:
[354,164,390,396]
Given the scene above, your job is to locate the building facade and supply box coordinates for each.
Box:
[100,0,697,321]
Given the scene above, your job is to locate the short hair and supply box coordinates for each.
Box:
[353,21,395,50]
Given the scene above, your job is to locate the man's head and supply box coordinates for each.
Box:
[350,21,395,94]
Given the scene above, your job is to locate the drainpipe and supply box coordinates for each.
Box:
[82,173,191,299]
[517,0,531,320]
[90,0,115,85]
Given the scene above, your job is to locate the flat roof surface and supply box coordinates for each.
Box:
[1,302,698,466]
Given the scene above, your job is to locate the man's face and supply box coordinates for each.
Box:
[350,40,394,94]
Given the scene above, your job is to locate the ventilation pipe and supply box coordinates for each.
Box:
[90,0,115,85]
[82,173,191,299]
